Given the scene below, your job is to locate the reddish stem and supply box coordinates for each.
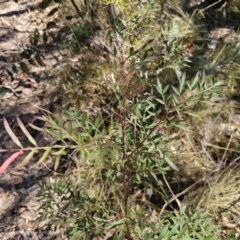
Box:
[0,150,24,174]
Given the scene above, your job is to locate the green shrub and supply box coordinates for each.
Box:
[3,1,223,239]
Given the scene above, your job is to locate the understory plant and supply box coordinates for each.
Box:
[1,0,224,239]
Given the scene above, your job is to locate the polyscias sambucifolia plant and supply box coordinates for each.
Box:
[1,0,222,239]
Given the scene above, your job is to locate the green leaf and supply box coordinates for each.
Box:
[172,123,189,131]
[20,49,33,59]
[94,116,101,128]
[148,144,155,152]
[88,125,93,135]
[166,94,173,102]
[168,222,180,238]
[80,149,86,159]
[129,46,134,56]
[106,218,127,229]
[31,29,40,46]
[47,7,59,17]
[136,173,141,183]
[0,87,9,98]
[17,117,37,147]
[19,62,30,75]
[213,80,224,87]
[184,112,199,117]
[113,59,118,68]
[38,0,53,9]
[158,224,169,239]
[81,113,88,125]
[45,128,58,138]
[163,84,169,94]
[52,147,66,156]
[190,72,200,90]
[177,223,188,238]
[35,54,45,66]
[74,105,80,117]
[130,58,135,70]
[164,155,179,171]
[156,98,165,105]
[99,146,110,158]
[140,56,156,64]
[38,147,51,164]
[4,118,23,149]
[28,123,44,132]
[16,149,37,169]
[179,72,186,94]
[43,30,48,44]
[66,218,77,223]
[150,171,163,184]
[67,122,73,135]
[77,134,83,143]
[58,116,63,128]
[54,155,61,171]
[113,44,117,56]
[157,79,163,93]
[173,94,179,104]
[172,86,180,95]
[93,217,108,222]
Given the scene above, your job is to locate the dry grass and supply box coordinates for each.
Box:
[196,165,240,212]
[166,83,240,238]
